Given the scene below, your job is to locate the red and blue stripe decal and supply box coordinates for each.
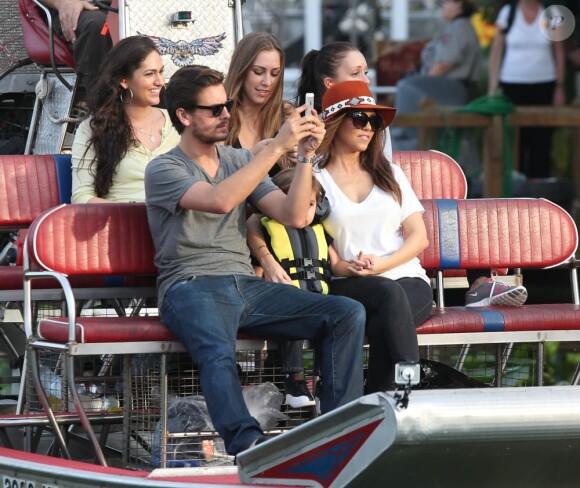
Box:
[253,419,382,487]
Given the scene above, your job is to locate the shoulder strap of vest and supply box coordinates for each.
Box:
[502,2,517,35]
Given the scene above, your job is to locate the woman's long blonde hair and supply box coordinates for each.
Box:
[317,112,402,204]
[224,32,285,147]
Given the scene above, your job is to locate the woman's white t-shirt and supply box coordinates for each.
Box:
[384,128,393,160]
[315,164,429,284]
[496,4,556,83]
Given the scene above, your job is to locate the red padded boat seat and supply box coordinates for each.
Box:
[37,315,273,345]
[418,304,580,335]
[417,198,580,337]
[18,0,75,68]
[27,204,157,276]
[419,199,578,271]
[392,150,468,200]
[38,316,176,343]
[392,151,491,283]
[0,155,60,230]
[0,266,156,291]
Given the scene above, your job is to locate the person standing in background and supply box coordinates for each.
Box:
[488,0,566,179]
[420,0,482,99]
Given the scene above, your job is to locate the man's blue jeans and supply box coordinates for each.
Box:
[160,274,365,455]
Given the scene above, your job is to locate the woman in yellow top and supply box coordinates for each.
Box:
[71,36,180,203]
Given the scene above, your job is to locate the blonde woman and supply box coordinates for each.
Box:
[224,32,292,174]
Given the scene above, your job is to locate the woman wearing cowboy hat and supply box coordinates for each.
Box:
[316,80,433,393]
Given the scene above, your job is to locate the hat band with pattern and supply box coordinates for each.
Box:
[321,95,376,121]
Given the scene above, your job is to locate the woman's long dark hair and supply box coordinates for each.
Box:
[86,36,158,197]
[317,112,402,204]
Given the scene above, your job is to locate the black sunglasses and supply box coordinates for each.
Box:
[346,111,384,131]
[190,98,234,117]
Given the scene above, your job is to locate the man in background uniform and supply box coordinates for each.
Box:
[39,0,113,88]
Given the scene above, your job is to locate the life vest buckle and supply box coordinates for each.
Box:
[294,269,318,280]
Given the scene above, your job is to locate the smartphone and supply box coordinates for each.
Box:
[305,93,314,117]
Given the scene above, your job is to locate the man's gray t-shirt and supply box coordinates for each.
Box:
[145,144,277,309]
[420,17,481,82]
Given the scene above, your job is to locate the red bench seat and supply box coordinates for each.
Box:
[416,198,580,355]
[419,304,580,335]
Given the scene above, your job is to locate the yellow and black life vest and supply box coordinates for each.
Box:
[261,217,331,294]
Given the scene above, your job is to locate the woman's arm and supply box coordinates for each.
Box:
[71,120,105,203]
[343,212,429,277]
[428,61,454,77]
[553,40,566,106]
[487,31,505,95]
[381,211,429,270]
[246,214,292,284]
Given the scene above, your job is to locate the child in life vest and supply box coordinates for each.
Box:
[247,167,333,408]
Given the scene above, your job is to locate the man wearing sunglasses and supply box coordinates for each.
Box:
[144,65,366,457]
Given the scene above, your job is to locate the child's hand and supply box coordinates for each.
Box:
[261,255,293,284]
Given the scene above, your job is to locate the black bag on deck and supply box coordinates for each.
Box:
[417,358,489,389]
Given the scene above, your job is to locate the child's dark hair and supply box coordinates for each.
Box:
[272,167,322,195]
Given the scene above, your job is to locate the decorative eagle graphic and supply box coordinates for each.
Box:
[138,32,227,67]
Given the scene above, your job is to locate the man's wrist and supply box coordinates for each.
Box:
[257,251,273,263]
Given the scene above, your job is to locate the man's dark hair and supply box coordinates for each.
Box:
[457,0,477,18]
[165,65,225,134]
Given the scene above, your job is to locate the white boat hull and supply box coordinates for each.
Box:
[1,387,580,488]
[238,386,580,487]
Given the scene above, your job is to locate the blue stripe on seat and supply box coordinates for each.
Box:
[104,276,125,287]
[456,307,506,332]
[477,310,506,332]
[436,199,460,268]
[53,154,72,204]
